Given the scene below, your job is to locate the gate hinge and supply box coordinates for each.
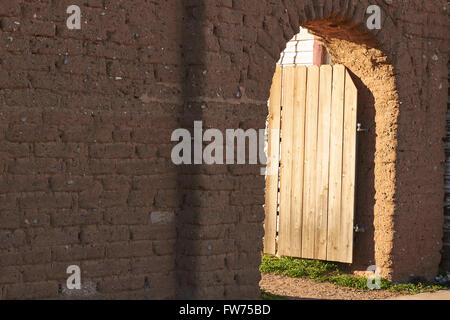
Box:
[357,123,368,132]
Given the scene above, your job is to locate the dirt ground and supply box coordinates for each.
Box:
[260,274,402,300]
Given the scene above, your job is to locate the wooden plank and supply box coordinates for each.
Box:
[301,65,320,259]
[263,66,282,255]
[340,69,358,263]
[327,64,346,262]
[278,66,296,257]
[289,66,307,257]
[314,65,332,260]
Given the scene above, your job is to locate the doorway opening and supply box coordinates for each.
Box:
[264,27,358,264]
[260,22,394,277]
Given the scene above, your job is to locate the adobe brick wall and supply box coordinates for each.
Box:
[0,1,448,299]
[439,0,450,275]
[443,57,450,272]
[0,0,182,299]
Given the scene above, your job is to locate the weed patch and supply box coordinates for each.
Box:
[260,255,448,294]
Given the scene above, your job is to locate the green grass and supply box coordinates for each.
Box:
[260,254,338,281]
[260,255,448,294]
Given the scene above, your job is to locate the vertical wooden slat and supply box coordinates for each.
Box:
[340,69,358,263]
[327,64,346,262]
[314,65,332,260]
[301,65,320,259]
[278,66,295,257]
[289,66,307,257]
[263,66,282,255]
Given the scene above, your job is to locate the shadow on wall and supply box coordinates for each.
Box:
[346,70,376,272]
[176,2,205,299]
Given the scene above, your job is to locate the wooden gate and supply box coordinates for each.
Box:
[264,64,357,263]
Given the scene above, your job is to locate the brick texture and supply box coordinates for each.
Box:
[0,0,448,299]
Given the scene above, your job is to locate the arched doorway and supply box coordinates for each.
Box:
[257,15,399,281]
[249,8,399,287]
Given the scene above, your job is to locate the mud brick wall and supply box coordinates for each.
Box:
[0,0,182,299]
[442,40,450,272]
[440,0,450,275]
[0,0,448,299]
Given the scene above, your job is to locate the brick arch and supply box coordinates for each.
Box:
[243,2,400,281]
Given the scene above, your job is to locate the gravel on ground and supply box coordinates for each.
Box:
[260,273,402,300]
